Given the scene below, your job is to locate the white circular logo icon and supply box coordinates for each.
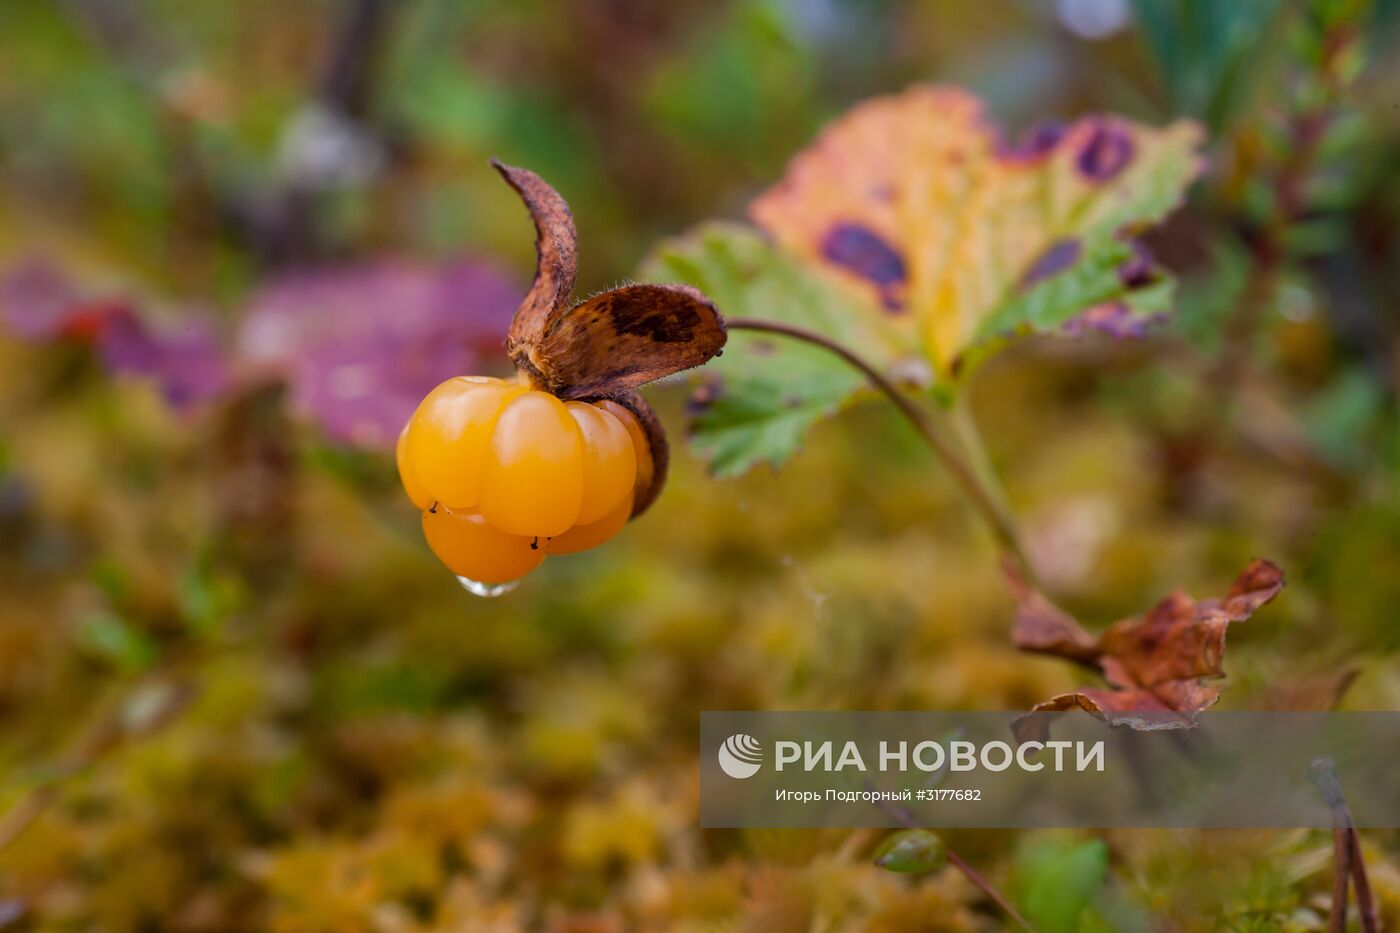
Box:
[718,733,763,779]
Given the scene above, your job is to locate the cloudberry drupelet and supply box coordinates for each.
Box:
[397,376,652,584]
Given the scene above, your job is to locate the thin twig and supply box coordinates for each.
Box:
[725,318,1035,582]
[946,849,1030,930]
[1328,826,1352,933]
[1308,757,1378,933]
[871,797,1033,931]
[1348,828,1379,932]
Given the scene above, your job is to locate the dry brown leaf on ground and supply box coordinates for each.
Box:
[1007,559,1285,741]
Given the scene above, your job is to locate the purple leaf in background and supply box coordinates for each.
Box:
[1,257,113,340]
[1,257,230,408]
[238,260,520,449]
[97,308,232,409]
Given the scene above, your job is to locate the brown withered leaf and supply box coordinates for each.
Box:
[527,284,726,399]
[492,159,578,351]
[1008,559,1285,742]
[493,161,727,398]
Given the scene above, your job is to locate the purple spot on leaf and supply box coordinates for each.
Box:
[1077,122,1135,181]
[686,374,724,417]
[1062,302,1161,339]
[1117,241,1157,289]
[1020,239,1082,289]
[999,121,1067,163]
[820,223,906,287]
[820,223,907,314]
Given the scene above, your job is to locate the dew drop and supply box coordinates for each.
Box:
[456,575,520,598]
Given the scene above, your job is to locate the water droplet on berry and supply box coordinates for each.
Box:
[456,575,520,598]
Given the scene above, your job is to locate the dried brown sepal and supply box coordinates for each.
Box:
[526,284,727,399]
[493,162,727,398]
[1010,559,1285,743]
[594,388,669,519]
[491,159,578,353]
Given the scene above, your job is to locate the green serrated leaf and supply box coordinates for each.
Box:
[974,120,1200,345]
[640,223,915,476]
[980,239,1142,337]
[873,828,947,874]
[687,357,865,478]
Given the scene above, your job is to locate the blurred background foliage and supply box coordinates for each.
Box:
[0,0,1398,929]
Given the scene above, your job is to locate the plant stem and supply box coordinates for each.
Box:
[946,849,1032,932]
[872,798,1033,930]
[1328,826,1352,933]
[725,318,1035,581]
[1309,757,1378,933]
[950,391,1016,526]
[1348,827,1379,933]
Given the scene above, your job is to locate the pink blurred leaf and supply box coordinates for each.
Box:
[1,257,124,341]
[97,308,232,409]
[1,257,230,408]
[238,259,519,449]
[4,255,520,444]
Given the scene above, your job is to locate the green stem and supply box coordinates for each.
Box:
[725,318,1036,583]
[950,391,1018,533]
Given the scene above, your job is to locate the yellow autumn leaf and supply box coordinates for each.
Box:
[750,85,1204,375]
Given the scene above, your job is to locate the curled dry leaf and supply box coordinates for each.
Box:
[1007,558,1285,741]
[492,159,578,352]
[492,161,726,400]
